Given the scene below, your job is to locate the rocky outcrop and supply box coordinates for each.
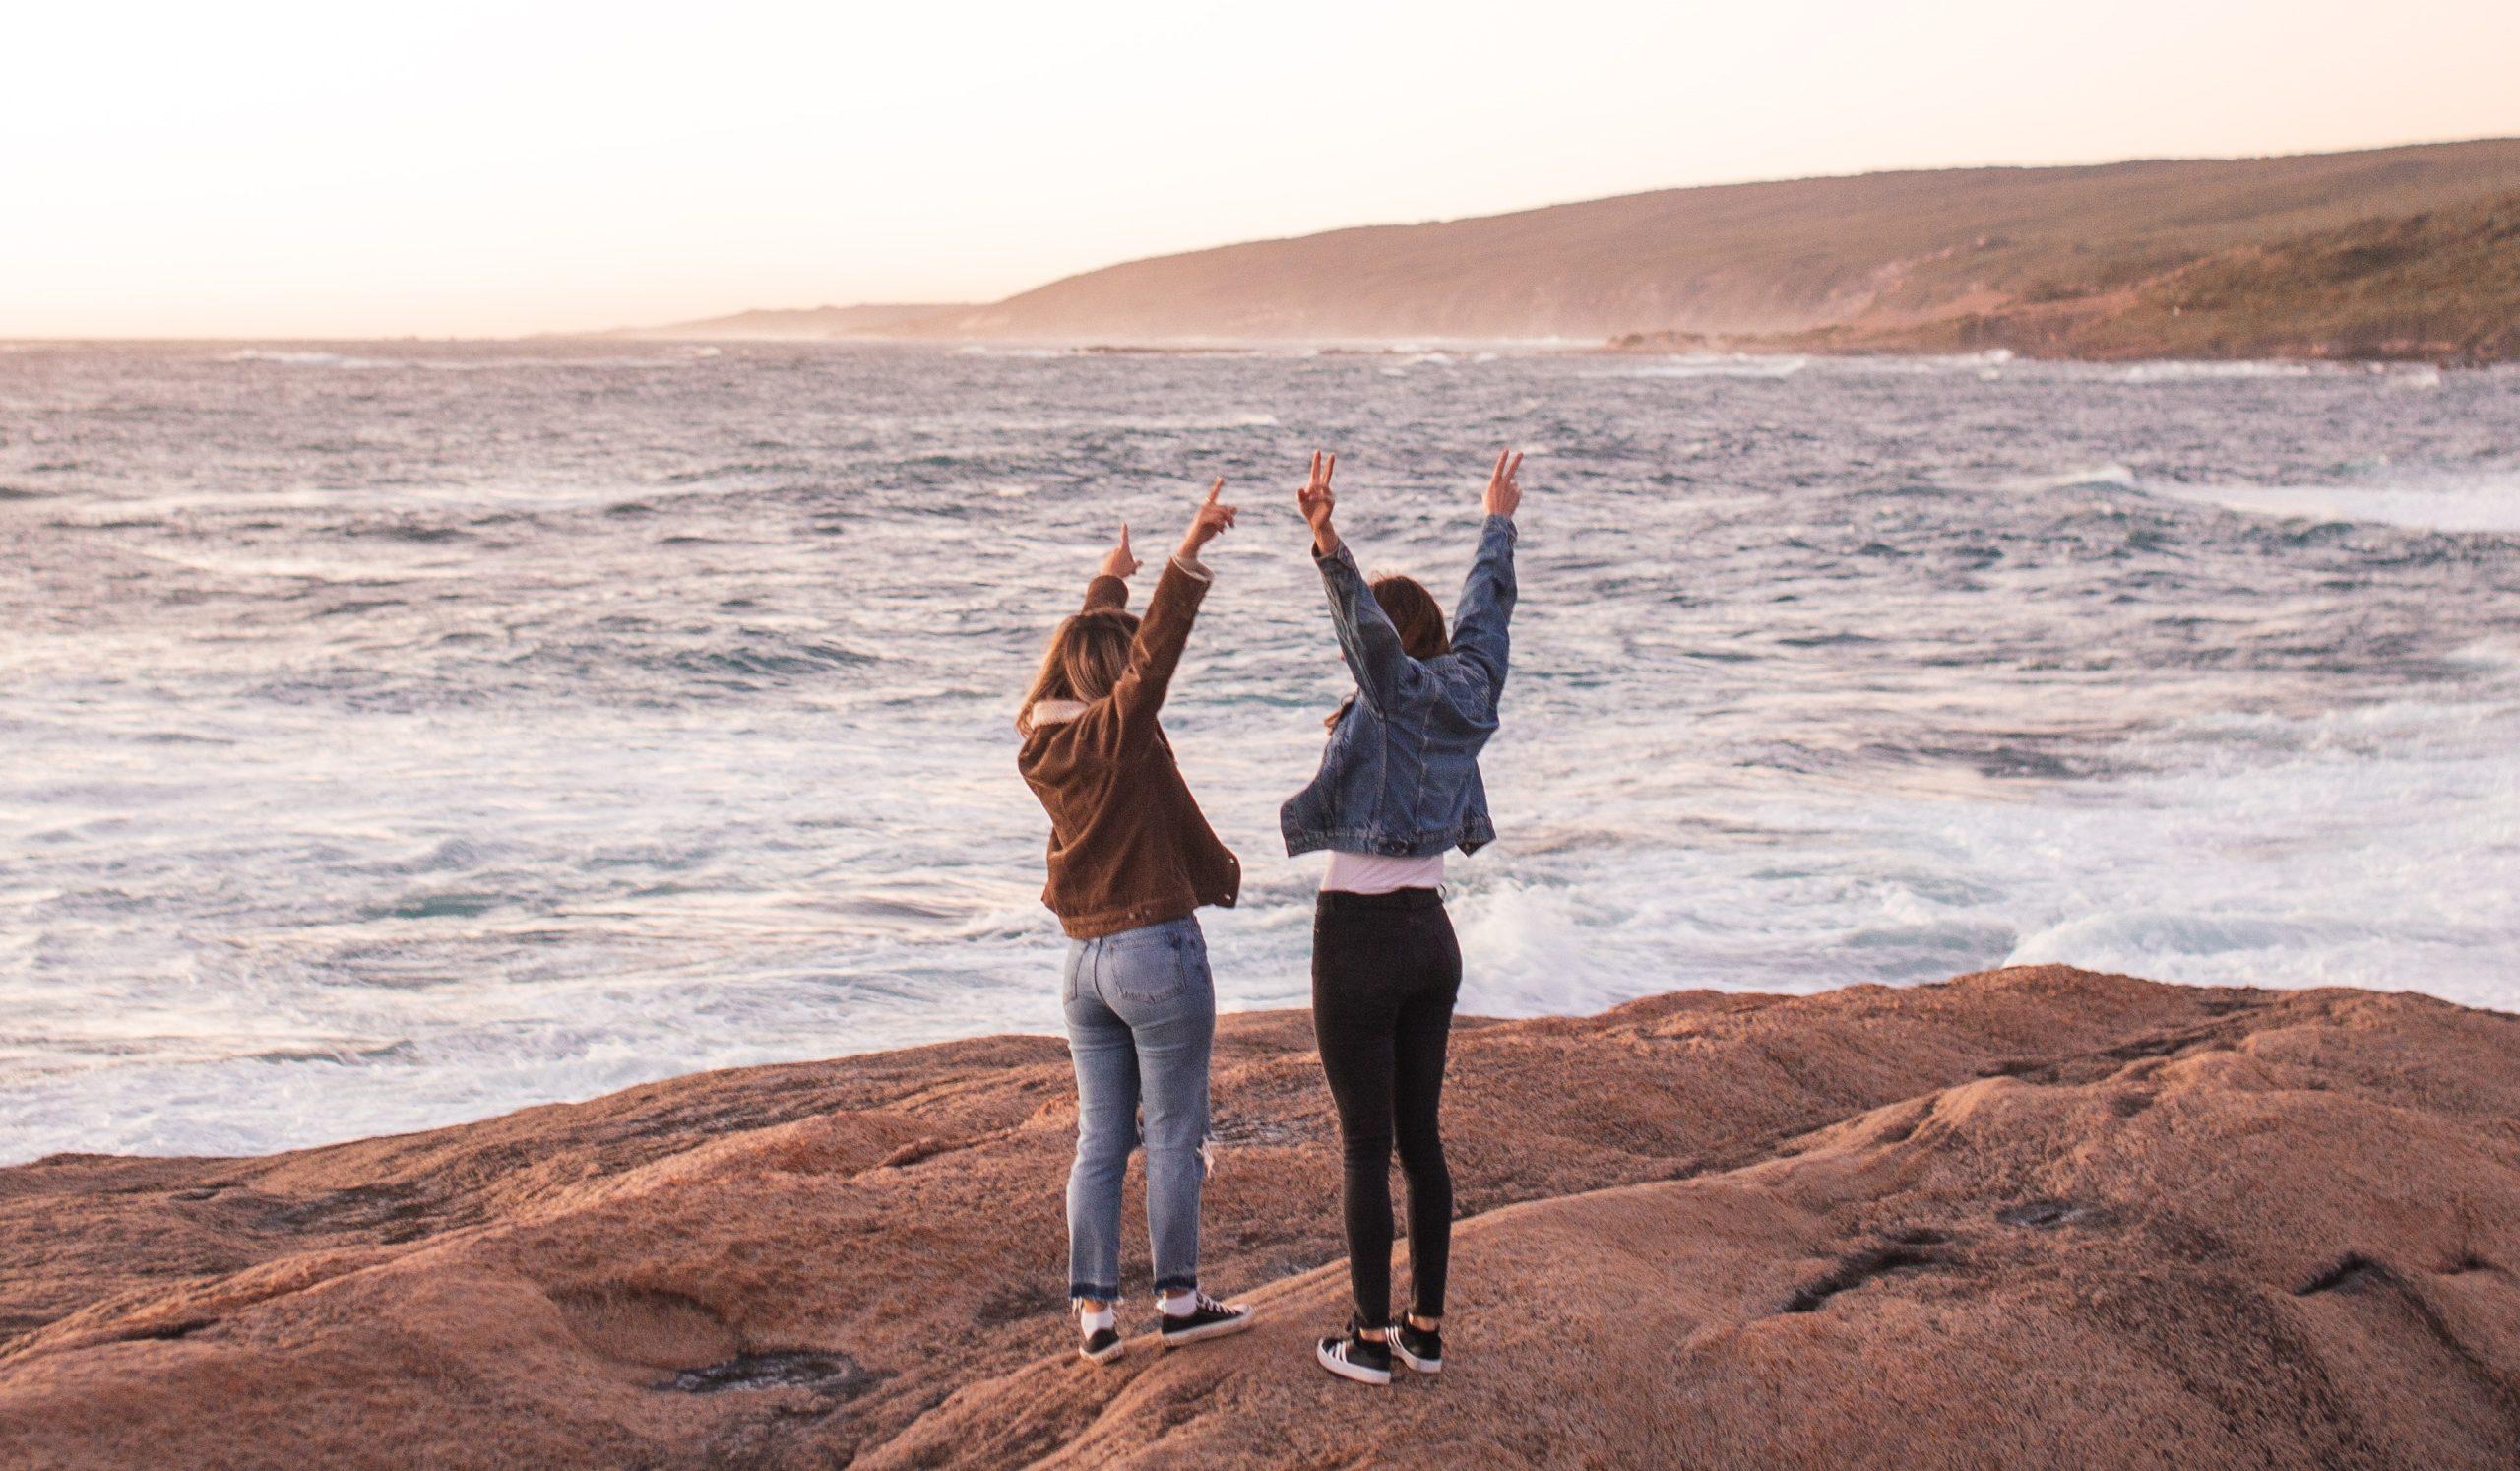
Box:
[5,967,2517,1467]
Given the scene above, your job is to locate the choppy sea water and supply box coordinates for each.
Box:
[2,341,2515,1163]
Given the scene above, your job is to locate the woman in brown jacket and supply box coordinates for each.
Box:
[1017,479,1255,1364]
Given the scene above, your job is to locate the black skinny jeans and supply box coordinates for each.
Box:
[1311,886,1462,1325]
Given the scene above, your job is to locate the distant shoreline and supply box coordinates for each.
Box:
[15,335,2499,371]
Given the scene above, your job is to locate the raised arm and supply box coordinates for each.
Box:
[1449,449,1522,699]
[1296,449,1429,715]
[1080,521,1140,612]
[1110,480,1237,737]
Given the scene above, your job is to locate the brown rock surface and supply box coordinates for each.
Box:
[4,966,2516,1468]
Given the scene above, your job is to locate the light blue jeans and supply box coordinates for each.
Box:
[1061,914,1215,1302]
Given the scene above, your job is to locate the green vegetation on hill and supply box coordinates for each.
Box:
[1772,191,2520,363]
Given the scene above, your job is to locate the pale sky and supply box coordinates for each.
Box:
[4,0,2515,339]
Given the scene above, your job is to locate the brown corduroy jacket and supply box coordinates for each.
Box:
[1018,558,1241,939]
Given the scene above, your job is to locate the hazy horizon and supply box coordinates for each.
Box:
[6,0,2517,339]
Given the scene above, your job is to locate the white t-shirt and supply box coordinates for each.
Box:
[1321,849,1446,894]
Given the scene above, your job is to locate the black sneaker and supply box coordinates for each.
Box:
[1315,1321,1393,1386]
[1158,1291,1254,1348]
[1079,1325,1123,1365]
[1393,1318,1442,1375]
[1076,1306,1124,1365]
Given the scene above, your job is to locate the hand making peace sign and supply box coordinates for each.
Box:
[1482,448,1525,519]
[1176,477,1237,565]
[1297,449,1340,556]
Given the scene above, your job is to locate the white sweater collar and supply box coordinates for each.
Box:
[1030,699,1090,726]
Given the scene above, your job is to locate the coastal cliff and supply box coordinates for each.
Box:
[5,966,2517,1467]
[919,138,2520,362]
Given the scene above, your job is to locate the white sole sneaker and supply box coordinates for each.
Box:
[1079,1334,1124,1366]
[1393,1341,1442,1375]
[1316,1339,1392,1386]
[1160,1311,1255,1348]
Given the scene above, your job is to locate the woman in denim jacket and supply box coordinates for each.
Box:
[1282,447,1523,1386]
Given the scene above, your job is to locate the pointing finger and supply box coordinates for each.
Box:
[1206,478,1225,505]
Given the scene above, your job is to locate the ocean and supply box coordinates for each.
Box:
[3,341,2515,1163]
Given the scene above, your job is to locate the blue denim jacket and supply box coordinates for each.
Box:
[1281,514,1517,859]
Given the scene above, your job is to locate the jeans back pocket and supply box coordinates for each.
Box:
[1110,925,1208,1008]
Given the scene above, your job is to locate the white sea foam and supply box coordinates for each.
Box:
[1814,350,2016,377]
[2136,466,2520,534]
[2116,360,2330,382]
[2030,462,2139,491]
[2010,455,2520,534]
[1608,353,1809,380]
[225,349,399,369]
[2146,476,2520,534]
[2061,446,2519,533]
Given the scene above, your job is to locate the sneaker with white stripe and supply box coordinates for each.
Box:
[1315,1321,1392,1386]
[1393,1317,1442,1374]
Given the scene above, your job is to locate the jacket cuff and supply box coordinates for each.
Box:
[1082,574,1131,611]
[1169,553,1213,584]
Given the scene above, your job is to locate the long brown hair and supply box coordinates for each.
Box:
[1371,575,1450,660]
[1018,608,1137,735]
[1327,575,1450,729]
